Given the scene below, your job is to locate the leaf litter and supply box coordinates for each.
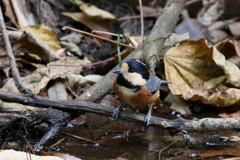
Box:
[1,0,240,159]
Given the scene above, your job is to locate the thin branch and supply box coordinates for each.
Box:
[49,57,114,67]
[0,6,25,93]
[139,0,144,37]
[62,26,135,49]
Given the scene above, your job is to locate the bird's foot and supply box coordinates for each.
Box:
[144,109,152,125]
[112,103,123,120]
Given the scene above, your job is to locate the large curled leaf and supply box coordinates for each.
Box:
[164,39,240,107]
[164,39,224,95]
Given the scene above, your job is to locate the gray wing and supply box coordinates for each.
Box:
[144,74,161,94]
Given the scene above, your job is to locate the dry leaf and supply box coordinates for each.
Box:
[11,0,29,28]
[136,5,158,15]
[164,39,224,95]
[208,19,236,31]
[20,24,62,51]
[79,2,116,21]
[2,0,19,28]
[10,31,60,63]
[175,19,211,40]
[64,74,102,84]
[165,93,191,115]
[0,56,11,76]
[219,106,240,118]
[229,22,240,38]
[60,32,83,43]
[165,39,240,107]
[70,114,87,125]
[60,41,82,56]
[0,149,64,160]
[183,86,240,107]
[48,80,67,100]
[69,0,116,21]
[62,12,113,38]
[163,33,190,49]
[197,0,225,26]
[210,30,228,43]
[215,39,240,59]
[2,57,90,94]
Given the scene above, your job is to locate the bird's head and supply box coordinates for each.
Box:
[113,59,149,86]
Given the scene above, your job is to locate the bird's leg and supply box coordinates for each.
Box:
[144,104,153,125]
[112,102,124,120]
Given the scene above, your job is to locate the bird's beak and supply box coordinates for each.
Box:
[113,69,123,74]
[161,80,171,84]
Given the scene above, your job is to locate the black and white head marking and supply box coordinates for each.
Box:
[124,59,149,81]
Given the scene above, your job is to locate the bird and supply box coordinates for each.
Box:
[113,58,170,125]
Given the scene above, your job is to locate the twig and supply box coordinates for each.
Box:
[0,6,31,94]
[151,140,178,160]
[62,26,135,49]
[48,138,65,151]
[186,0,200,5]
[92,30,135,47]
[0,7,21,88]
[118,13,161,21]
[23,136,35,155]
[139,0,144,37]
[61,132,92,141]
[49,57,114,67]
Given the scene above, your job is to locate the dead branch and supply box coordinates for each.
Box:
[0,6,32,95]
[0,90,240,132]
[76,0,187,102]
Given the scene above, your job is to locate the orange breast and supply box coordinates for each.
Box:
[114,79,161,107]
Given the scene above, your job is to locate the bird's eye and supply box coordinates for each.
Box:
[129,68,134,73]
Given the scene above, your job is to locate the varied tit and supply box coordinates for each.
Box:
[113,59,170,125]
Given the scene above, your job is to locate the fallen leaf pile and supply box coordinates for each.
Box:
[2,57,90,94]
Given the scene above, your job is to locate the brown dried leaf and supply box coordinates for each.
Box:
[229,22,240,38]
[219,106,240,118]
[165,39,240,107]
[197,0,225,26]
[70,114,87,125]
[175,19,211,40]
[164,39,224,95]
[136,5,158,15]
[20,24,62,51]
[2,57,90,94]
[48,80,67,100]
[0,149,63,160]
[183,85,240,107]
[214,39,240,59]
[210,30,228,43]
[62,12,113,38]
[11,31,60,63]
[2,0,19,28]
[11,0,29,28]
[79,2,116,21]
[165,93,191,115]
